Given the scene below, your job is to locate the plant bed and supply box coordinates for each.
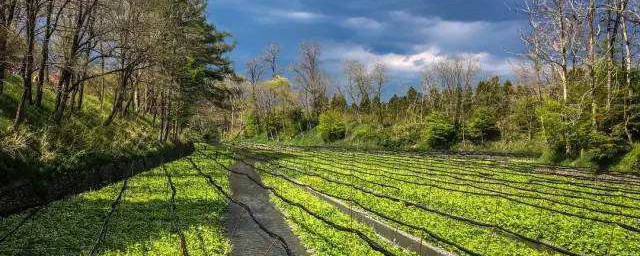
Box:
[0,143,195,216]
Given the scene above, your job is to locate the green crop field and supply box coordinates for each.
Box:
[2,144,639,256]
[235,144,640,256]
[0,146,233,256]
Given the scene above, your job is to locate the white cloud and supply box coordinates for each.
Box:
[343,17,384,30]
[263,10,326,22]
[324,43,439,73]
[322,42,516,77]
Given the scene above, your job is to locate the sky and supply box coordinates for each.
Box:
[206,0,526,99]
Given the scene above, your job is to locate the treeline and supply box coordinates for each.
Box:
[0,0,233,141]
[223,0,640,170]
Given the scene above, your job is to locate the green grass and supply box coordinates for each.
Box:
[0,75,166,181]
[243,144,640,256]
[0,145,232,256]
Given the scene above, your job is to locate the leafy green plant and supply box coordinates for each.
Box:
[615,144,640,172]
[466,106,500,144]
[318,110,346,142]
[421,112,457,150]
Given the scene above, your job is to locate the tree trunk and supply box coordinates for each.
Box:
[0,0,18,95]
[104,66,131,125]
[0,36,5,95]
[53,74,72,124]
[36,0,55,107]
[14,0,38,127]
[621,8,633,145]
[558,0,568,103]
[99,44,106,111]
[606,1,623,110]
[76,83,84,110]
[104,85,125,125]
[588,0,598,130]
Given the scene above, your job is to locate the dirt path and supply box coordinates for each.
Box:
[225,160,307,256]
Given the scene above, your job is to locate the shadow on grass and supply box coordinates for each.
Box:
[1,196,228,256]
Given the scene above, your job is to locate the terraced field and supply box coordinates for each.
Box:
[2,144,639,256]
[234,144,640,256]
[0,146,233,256]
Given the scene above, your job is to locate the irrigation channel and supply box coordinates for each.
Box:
[1,144,640,256]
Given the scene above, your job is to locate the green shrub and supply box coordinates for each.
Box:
[318,110,346,142]
[351,123,380,141]
[420,112,457,150]
[375,127,404,150]
[615,144,640,172]
[243,111,260,138]
[540,142,566,164]
[466,106,500,144]
[581,132,625,169]
[391,122,423,146]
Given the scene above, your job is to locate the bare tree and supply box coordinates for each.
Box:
[423,57,479,123]
[522,0,574,102]
[621,0,634,144]
[371,62,387,122]
[246,57,265,86]
[35,0,69,107]
[0,0,18,95]
[343,59,370,107]
[293,42,326,119]
[371,62,387,103]
[14,0,41,127]
[263,43,280,77]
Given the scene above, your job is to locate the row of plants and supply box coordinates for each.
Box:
[243,144,640,255]
[0,146,231,255]
[310,150,640,213]
[252,161,416,256]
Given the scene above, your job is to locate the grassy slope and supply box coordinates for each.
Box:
[0,75,165,180]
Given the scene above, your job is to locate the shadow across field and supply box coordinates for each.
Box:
[0,143,195,216]
[0,195,228,256]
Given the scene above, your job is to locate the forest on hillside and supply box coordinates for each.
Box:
[218,0,640,171]
[0,0,234,175]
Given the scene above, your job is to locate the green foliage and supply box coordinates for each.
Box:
[318,110,346,142]
[350,122,381,142]
[391,122,423,145]
[466,106,500,143]
[247,145,640,256]
[614,144,640,172]
[330,93,348,111]
[421,112,457,150]
[243,110,260,138]
[0,80,164,180]
[261,161,413,256]
[578,132,625,169]
[0,146,232,255]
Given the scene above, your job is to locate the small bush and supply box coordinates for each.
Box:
[243,111,260,138]
[581,132,625,169]
[615,144,640,172]
[391,122,423,146]
[466,106,500,144]
[421,112,457,150]
[318,110,346,142]
[540,142,566,164]
[351,123,380,141]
